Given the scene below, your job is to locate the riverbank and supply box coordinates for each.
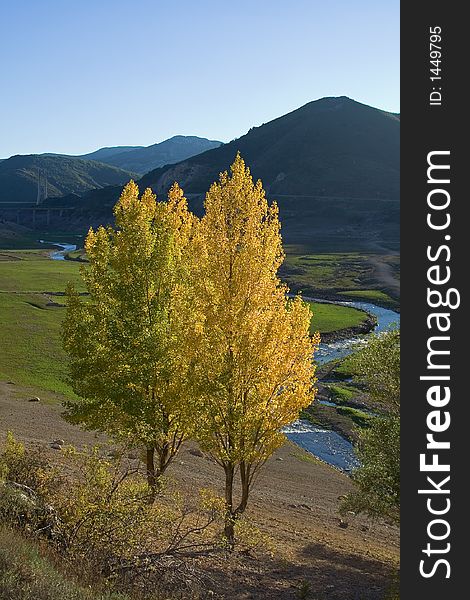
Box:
[318,313,377,343]
[306,289,400,311]
[294,299,400,458]
[48,244,377,343]
[300,388,371,444]
[281,248,400,310]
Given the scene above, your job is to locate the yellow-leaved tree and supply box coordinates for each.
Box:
[62,181,196,496]
[190,154,319,545]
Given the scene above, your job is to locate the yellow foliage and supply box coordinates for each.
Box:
[185,154,319,539]
[191,155,318,462]
[62,182,198,487]
[51,445,158,558]
[62,156,319,542]
[0,431,55,492]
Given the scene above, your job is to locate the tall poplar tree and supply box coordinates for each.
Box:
[191,155,319,545]
[62,181,196,495]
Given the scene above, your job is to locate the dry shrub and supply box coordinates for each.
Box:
[0,434,279,599]
[0,434,223,597]
[0,432,60,535]
[233,517,275,556]
[0,431,57,491]
[0,526,128,600]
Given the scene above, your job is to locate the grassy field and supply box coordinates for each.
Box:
[326,383,357,404]
[0,292,74,398]
[307,300,368,334]
[0,251,83,291]
[0,252,82,398]
[0,251,371,399]
[337,289,398,308]
[281,248,370,291]
[281,246,400,307]
[0,224,84,250]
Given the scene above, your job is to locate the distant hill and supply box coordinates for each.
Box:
[28,136,223,177]
[0,155,137,204]
[137,97,399,249]
[140,97,398,198]
[78,146,144,162]
[82,136,223,175]
[2,98,399,252]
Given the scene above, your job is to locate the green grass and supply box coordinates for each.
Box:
[0,251,371,398]
[0,229,47,250]
[326,384,357,405]
[301,403,372,440]
[0,293,74,398]
[0,251,83,398]
[333,353,358,379]
[282,249,371,293]
[0,227,85,250]
[337,289,398,308]
[336,406,373,428]
[0,251,83,292]
[0,527,129,600]
[306,301,368,334]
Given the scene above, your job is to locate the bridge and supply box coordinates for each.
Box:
[0,205,77,227]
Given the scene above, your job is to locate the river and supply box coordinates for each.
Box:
[43,240,399,473]
[40,240,77,261]
[283,299,400,472]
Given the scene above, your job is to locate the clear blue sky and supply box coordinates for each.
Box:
[0,0,399,158]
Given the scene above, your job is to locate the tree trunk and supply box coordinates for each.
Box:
[158,441,170,477]
[224,464,235,548]
[146,446,157,500]
[238,461,250,514]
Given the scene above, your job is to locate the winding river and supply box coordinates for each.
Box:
[43,241,400,473]
[40,240,77,260]
[284,300,400,472]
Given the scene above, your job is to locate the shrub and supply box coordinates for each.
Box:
[0,432,60,535]
[0,435,226,597]
[41,444,179,563]
[0,526,129,600]
[341,417,400,524]
[0,431,53,491]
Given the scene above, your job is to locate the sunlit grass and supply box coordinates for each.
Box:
[0,251,369,399]
[306,301,368,334]
[0,251,83,397]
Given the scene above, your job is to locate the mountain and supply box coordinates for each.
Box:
[2,98,399,253]
[82,136,223,175]
[38,147,144,161]
[137,97,399,249]
[78,146,144,162]
[140,97,398,198]
[0,155,137,204]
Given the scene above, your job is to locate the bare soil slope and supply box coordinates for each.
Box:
[0,381,399,599]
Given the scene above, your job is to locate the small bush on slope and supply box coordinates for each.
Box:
[0,526,128,600]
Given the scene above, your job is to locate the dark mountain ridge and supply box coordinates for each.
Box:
[78,135,222,174]
[0,154,138,204]
[140,97,399,200]
[1,97,399,252]
[135,97,399,250]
